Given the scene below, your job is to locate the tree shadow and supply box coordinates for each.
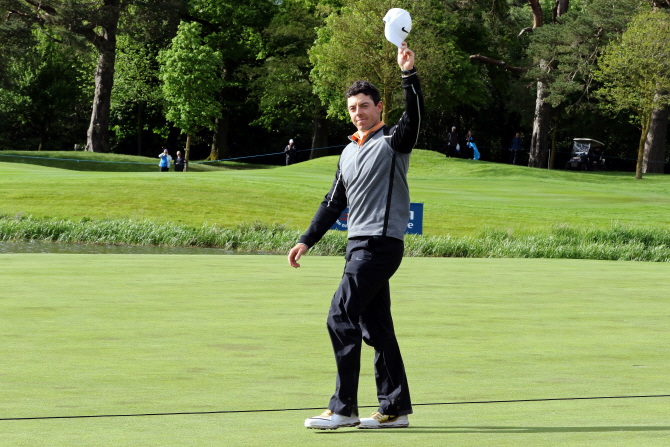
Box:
[316,425,670,434]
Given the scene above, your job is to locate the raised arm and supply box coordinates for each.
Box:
[387,44,425,154]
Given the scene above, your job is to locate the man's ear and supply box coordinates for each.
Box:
[376,101,384,114]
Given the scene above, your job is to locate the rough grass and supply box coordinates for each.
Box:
[1,215,669,261]
[1,255,669,446]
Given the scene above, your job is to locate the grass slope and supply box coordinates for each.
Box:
[0,255,668,446]
[1,149,669,236]
[0,150,273,172]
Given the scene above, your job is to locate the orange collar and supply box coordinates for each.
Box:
[351,122,385,147]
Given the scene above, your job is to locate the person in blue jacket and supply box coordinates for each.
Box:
[465,130,480,161]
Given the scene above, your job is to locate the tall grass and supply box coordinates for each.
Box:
[1,215,668,261]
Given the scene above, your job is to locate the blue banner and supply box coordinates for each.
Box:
[330,203,423,235]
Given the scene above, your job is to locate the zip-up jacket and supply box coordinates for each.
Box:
[299,70,424,248]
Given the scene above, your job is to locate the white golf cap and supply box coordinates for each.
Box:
[383,8,411,48]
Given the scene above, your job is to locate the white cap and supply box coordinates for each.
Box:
[383,8,411,48]
[289,139,294,144]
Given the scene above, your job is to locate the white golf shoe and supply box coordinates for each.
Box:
[358,412,409,429]
[304,409,360,430]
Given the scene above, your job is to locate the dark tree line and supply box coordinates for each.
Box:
[0,0,667,172]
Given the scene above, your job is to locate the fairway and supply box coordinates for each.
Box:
[2,150,670,236]
[1,254,668,446]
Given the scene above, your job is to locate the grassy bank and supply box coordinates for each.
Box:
[1,150,669,236]
[2,216,669,261]
[2,255,669,445]
[0,150,274,172]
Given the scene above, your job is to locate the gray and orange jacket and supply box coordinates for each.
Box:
[299,70,424,248]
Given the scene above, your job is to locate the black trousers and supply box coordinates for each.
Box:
[327,236,412,417]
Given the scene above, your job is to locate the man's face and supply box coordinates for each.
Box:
[515,133,520,138]
[347,93,383,132]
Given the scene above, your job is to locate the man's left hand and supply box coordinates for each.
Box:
[398,42,415,71]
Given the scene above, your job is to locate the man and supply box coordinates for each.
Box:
[158,148,172,172]
[510,132,523,165]
[287,42,424,430]
[446,126,459,158]
[174,151,187,172]
[284,139,297,166]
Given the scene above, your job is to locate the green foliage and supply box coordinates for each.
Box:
[158,21,223,135]
[309,0,486,122]
[0,31,93,150]
[596,9,670,119]
[526,0,641,110]
[243,0,322,131]
[111,33,164,141]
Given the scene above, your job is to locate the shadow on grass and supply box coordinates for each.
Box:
[316,426,670,434]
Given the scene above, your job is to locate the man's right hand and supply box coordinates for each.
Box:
[288,243,309,268]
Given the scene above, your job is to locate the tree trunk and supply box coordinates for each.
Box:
[636,111,653,179]
[137,102,143,156]
[310,104,329,160]
[185,134,191,172]
[529,76,551,168]
[209,111,230,160]
[37,120,47,151]
[642,104,668,174]
[549,108,561,169]
[84,7,119,153]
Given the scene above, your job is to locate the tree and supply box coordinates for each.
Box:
[184,0,276,160]
[310,0,485,127]
[525,0,640,168]
[158,21,223,165]
[596,9,670,179]
[0,32,92,151]
[642,0,670,174]
[243,0,331,159]
[2,0,182,153]
[112,33,164,155]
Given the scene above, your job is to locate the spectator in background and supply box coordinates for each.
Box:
[446,126,459,158]
[465,130,480,161]
[175,151,187,172]
[285,139,297,166]
[158,148,172,172]
[509,133,523,165]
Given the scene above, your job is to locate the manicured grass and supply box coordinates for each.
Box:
[1,149,669,236]
[0,150,274,172]
[1,254,669,445]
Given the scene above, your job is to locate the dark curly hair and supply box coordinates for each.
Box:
[346,80,382,105]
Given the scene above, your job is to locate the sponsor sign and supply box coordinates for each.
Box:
[330,203,423,235]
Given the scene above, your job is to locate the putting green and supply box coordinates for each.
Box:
[1,254,668,446]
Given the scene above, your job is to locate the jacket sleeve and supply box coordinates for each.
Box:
[387,70,425,154]
[298,161,347,248]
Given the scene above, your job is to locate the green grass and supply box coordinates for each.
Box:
[0,150,274,172]
[1,254,669,446]
[2,216,670,261]
[1,149,670,236]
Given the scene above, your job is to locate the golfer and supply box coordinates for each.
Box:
[288,42,424,430]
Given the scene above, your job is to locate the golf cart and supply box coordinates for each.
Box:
[565,138,606,171]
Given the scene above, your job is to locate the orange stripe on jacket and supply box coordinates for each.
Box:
[351,122,385,147]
